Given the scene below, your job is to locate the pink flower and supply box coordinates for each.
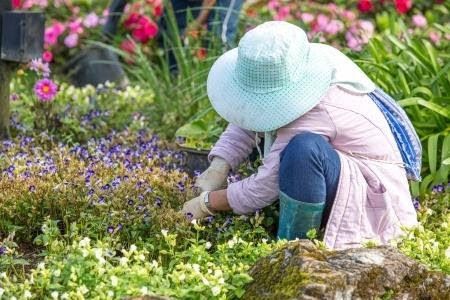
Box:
[357,0,374,13]
[313,14,329,32]
[358,20,375,43]
[325,20,344,35]
[429,31,441,44]
[129,15,158,43]
[42,51,53,63]
[64,33,79,48]
[346,32,362,51]
[34,78,58,102]
[44,27,58,46]
[341,10,356,21]
[12,0,21,9]
[52,22,65,35]
[412,14,427,27]
[327,3,338,13]
[395,0,412,14]
[29,58,50,77]
[274,6,290,21]
[83,12,99,28]
[120,39,136,54]
[267,0,279,10]
[69,18,84,34]
[300,13,314,24]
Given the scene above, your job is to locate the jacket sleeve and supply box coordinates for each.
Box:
[208,124,256,170]
[226,103,336,215]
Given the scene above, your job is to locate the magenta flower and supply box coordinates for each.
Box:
[64,33,79,48]
[69,18,84,34]
[34,78,58,102]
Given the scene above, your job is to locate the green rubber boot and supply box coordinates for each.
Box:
[277,191,325,240]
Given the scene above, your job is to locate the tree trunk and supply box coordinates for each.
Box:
[0,62,12,139]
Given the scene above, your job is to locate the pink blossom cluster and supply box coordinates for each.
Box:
[267,1,373,51]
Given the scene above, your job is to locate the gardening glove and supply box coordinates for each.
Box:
[182,191,215,219]
[195,157,230,192]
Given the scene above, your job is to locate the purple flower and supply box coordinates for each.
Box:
[154,197,162,208]
[7,165,15,173]
[9,93,19,101]
[98,196,106,204]
[29,185,36,193]
[127,199,134,206]
[34,78,58,102]
[432,184,444,194]
[412,197,420,211]
[101,184,111,191]
[107,226,115,234]
[83,12,99,28]
[116,224,123,231]
[87,189,94,196]
[0,246,6,255]
[177,182,185,192]
[185,212,193,220]
[193,170,202,177]
[205,215,215,224]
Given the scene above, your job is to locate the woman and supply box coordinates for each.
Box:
[181,22,421,250]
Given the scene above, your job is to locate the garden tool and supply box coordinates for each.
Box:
[63,0,129,87]
[277,191,325,240]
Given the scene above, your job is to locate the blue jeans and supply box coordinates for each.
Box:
[163,0,243,46]
[279,132,341,226]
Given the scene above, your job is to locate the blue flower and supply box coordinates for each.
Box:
[0,246,6,255]
[107,226,115,234]
[432,184,444,194]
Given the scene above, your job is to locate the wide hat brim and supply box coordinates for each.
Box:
[207,43,333,132]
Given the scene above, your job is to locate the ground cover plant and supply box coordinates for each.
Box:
[1,0,449,299]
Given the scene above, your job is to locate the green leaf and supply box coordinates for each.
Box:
[398,98,450,118]
[428,134,439,174]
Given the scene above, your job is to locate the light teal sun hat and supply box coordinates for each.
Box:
[207,21,375,132]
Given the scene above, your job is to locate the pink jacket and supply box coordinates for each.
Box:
[209,86,418,249]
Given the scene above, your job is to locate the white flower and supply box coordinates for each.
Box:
[227,239,235,248]
[445,247,450,259]
[94,248,106,265]
[120,257,129,265]
[111,275,119,287]
[140,287,148,295]
[0,272,6,279]
[214,269,223,277]
[191,219,197,225]
[79,237,91,248]
[53,269,61,277]
[192,264,200,273]
[0,288,4,297]
[51,291,59,299]
[211,286,221,296]
[61,293,69,300]
[205,242,212,249]
[151,260,159,268]
[79,285,89,294]
[178,274,186,281]
[161,229,168,237]
[138,254,145,261]
[107,291,114,297]
[24,290,32,298]
[130,244,137,252]
[201,277,210,286]
[81,249,89,258]
[37,262,45,270]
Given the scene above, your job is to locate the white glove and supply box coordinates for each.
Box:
[195,157,230,192]
[182,191,215,219]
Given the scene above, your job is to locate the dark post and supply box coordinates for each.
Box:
[0,0,13,139]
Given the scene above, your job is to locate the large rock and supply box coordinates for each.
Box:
[244,240,449,299]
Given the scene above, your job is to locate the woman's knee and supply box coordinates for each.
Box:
[281,132,327,163]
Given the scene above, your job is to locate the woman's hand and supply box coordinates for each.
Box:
[181,190,231,219]
[195,157,230,192]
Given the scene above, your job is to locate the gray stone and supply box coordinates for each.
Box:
[243,240,449,300]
